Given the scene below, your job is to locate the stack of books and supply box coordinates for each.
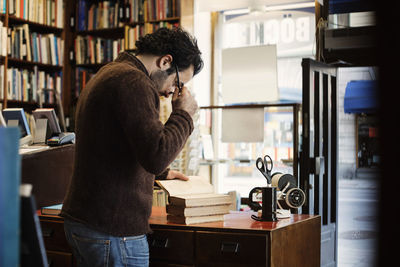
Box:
[157,176,232,225]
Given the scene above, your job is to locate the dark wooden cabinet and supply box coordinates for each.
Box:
[39,207,320,267]
[148,229,195,266]
[39,215,76,267]
[195,231,267,267]
[21,144,75,208]
[148,207,320,267]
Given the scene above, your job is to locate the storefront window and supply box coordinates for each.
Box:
[204,6,314,197]
[199,104,301,197]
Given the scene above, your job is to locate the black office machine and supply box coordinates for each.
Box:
[249,155,305,221]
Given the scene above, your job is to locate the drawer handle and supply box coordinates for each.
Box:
[151,237,169,248]
[42,228,54,238]
[221,242,240,254]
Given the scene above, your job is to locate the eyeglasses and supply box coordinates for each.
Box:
[175,65,183,95]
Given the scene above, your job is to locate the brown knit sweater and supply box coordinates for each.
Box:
[60,52,193,236]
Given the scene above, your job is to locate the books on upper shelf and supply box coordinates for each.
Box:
[144,0,179,21]
[41,203,62,215]
[143,21,178,34]
[8,0,64,28]
[75,36,124,65]
[124,24,144,50]
[156,176,232,224]
[8,24,64,66]
[78,0,145,31]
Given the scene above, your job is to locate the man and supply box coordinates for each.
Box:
[61,27,203,267]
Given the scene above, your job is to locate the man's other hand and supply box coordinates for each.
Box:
[172,86,198,117]
[166,170,189,181]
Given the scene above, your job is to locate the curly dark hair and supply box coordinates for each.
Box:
[135,27,203,76]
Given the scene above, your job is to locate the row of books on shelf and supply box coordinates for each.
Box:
[75,36,124,65]
[75,21,178,64]
[125,22,178,49]
[4,0,64,28]
[143,20,178,33]
[78,0,145,31]
[0,65,61,104]
[145,0,179,22]
[7,24,64,66]
[77,0,179,31]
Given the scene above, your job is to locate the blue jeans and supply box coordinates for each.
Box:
[64,219,149,267]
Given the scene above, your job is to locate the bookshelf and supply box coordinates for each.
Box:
[1,0,195,175]
[71,0,183,115]
[1,0,193,119]
[0,0,73,117]
[70,0,196,176]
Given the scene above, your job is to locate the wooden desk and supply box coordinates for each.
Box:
[39,207,320,267]
[149,207,320,267]
[22,144,74,208]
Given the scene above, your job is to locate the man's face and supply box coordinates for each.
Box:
[151,64,194,98]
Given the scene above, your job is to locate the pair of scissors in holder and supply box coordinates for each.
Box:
[256,155,273,184]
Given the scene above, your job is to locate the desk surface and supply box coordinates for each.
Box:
[39,207,319,233]
[149,206,319,234]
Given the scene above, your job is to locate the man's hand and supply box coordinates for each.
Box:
[166,169,189,181]
[172,86,198,117]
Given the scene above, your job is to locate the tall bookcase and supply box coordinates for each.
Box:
[1,0,196,175]
[0,0,73,116]
[70,0,196,176]
[70,0,186,129]
[1,0,193,122]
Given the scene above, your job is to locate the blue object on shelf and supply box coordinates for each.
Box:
[329,0,375,14]
[0,127,21,267]
[344,80,378,114]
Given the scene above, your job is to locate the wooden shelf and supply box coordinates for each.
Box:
[147,17,180,23]
[3,99,56,109]
[75,62,109,68]
[7,58,63,71]
[77,27,125,37]
[7,15,63,34]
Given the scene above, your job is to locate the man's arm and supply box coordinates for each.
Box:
[113,71,194,175]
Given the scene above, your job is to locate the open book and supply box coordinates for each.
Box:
[156,176,232,208]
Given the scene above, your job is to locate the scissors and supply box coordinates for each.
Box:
[256,155,273,184]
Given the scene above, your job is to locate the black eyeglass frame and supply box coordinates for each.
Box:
[174,64,183,95]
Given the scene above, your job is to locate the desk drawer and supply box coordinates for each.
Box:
[40,220,71,253]
[196,231,268,267]
[149,229,194,265]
